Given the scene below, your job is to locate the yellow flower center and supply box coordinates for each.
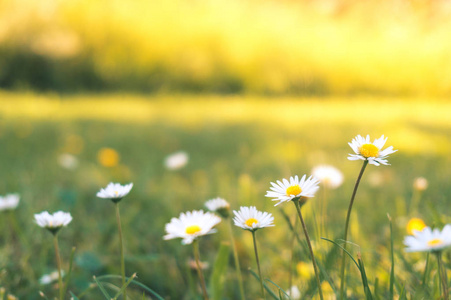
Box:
[286,185,302,196]
[359,144,379,158]
[427,238,443,247]
[186,225,201,235]
[406,218,426,235]
[245,218,258,227]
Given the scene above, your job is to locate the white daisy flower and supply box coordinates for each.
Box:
[34,211,72,234]
[57,153,79,170]
[287,285,301,300]
[311,165,344,189]
[265,175,320,206]
[96,182,133,203]
[205,197,230,218]
[39,270,64,285]
[413,177,428,191]
[348,134,397,166]
[165,151,189,170]
[233,206,274,231]
[404,225,451,252]
[164,210,221,245]
[0,194,20,211]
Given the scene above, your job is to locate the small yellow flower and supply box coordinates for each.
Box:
[296,261,314,279]
[97,147,120,167]
[407,218,426,235]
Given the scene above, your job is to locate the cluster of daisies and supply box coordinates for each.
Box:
[3,134,451,298]
[31,183,134,235]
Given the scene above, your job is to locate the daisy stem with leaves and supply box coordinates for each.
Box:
[339,160,368,299]
[115,202,127,300]
[53,234,64,300]
[294,199,323,300]
[193,239,209,300]
[251,230,265,299]
[227,219,246,300]
[435,251,449,300]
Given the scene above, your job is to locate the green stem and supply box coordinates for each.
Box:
[193,239,209,300]
[339,160,368,299]
[115,202,126,300]
[228,219,246,300]
[251,231,265,299]
[294,200,323,300]
[53,234,64,300]
[436,252,449,300]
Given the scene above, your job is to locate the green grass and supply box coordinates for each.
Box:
[0,92,451,299]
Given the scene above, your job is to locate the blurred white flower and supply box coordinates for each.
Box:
[34,211,72,234]
[57,153,79,170]
[348,134,397,166]
[287,285,301,300]
[404,225,451,252]
[164,210,221,245]
[96,182,133,203]
[311,165,344,189]
[39,270,64,285]
[205,197,230,218]
[265,175,320,206]
[0,194,20,211]
[413,177,428,191]
[233,206,274,231]
[165,151,188,170]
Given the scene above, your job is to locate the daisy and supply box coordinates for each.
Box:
[0,194,20,211]
[404,225,451,252]
[312,165,344,189]
[39,270,64,285]
[96,182,133,203]
[165,151,189,170]
[205,197,230,218]
[233,206,274,231]
[413,177,428,192]
[164,210,221,245]
[348,134,397,166]
[34,211,72,234]
[265,175,320,206]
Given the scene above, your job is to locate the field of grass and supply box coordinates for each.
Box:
[1,92,451,299]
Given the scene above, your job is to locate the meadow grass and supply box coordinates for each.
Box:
[0,92,451,299]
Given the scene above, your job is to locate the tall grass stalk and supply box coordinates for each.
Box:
[294,200,324,300]
[340,160,368,299]
[53,234,64,300]
[251,231,265,299]
[227,219,246,300]
[193,239,209,300]
[436,252,449,300]
[115,202,126,300]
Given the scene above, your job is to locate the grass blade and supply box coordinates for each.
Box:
[113,273,137,300]
[248,268,279,300]
[388,214,395,299]
[321,237,360,269]
[96,274,165,300]
[63,247,76,299]
[357,253,373,300]
[209,242,231,300]
[69,291,80,300]
[265,278,289,297]
[93,276,112,299]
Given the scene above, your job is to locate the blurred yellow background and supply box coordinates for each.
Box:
[2,0,451,95]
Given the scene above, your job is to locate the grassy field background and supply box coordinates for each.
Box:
[1,92,451,299]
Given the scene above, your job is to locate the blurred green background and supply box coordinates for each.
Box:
[1,0,451,298]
